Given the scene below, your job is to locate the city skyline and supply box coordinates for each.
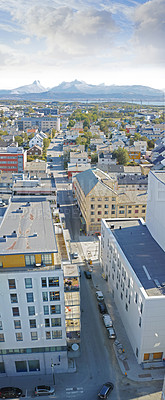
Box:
[0,0,164,91]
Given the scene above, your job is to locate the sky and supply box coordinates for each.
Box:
[0,0,164,90]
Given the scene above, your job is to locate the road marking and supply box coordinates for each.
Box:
[66,387,83,397]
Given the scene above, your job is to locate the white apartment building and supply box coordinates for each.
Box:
[101,215,165,365]
[0,200,72,376]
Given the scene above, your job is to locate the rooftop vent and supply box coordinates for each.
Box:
[11,230,17,238]
[110,225,114,229]
[0,235,7,242]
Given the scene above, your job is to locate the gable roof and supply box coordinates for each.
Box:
[76,169,98,196]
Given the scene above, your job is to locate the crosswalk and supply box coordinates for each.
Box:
[66,387,84,397]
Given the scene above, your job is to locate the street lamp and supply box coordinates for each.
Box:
[51,356,61,386]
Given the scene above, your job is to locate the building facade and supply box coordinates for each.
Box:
[0,147,27,173]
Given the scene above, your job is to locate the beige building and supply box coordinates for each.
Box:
[73,169,147,234]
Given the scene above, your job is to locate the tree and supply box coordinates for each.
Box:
[15,135,23,146]
[91,153,98,164]
[68,120,75,129]
[113,147,130,165]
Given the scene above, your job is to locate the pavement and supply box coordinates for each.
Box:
[79,234,165,383]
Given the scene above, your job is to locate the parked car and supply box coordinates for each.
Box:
[84,270,91,279]
[98,382,114,398]
[96,291,104,301]
[34,386,55,396]
[0,387,23,398]
[103,314,113,328]
[107,327,116,339]
[72,252,79,259]
[98,302,107,314]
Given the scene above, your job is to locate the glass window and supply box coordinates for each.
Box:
[135,292,138,303]
[104,204,109,208]
[41,278,47,287]
[119,210,124,214]
[105,197,109,201]
[42,254,52,265]
[26,293,34,303]
[46,331,51,340]
[91,204,94,209]
[15,361,27,372]
[0,362,5,373]
[52,330,62,339]
[28,360,40,372]
[98,211,102,215]
[104,211,108,215]
[112,197,116,202]
[0,321,2,330]
[91,211,94,215]
[43,306,49,315]
[14,320,21,329]
[16,332,23,341]
[135,210,138,213]
[50,305,61,315]
[51,318,61,327]
[45,319,50,327]
[28,306,35,316]
[12,307,19,316]
[140,302,143,314]
[29,319,36,329]
[49,291,60,301]
[31,332,38,341]
[8,279,16,289]
[25,278,32,289]
[10,293,18,303]
[98,205,101,208]
[0,334,4,342]
[48,278,59,287]
[42,292,48,302]
[25,255,35,266]
[111,204,115,210]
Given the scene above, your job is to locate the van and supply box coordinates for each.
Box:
[103,314,113,328]
[96,291,104,301]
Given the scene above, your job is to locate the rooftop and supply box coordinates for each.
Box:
[0,200,57,255]
[104,218,165,296]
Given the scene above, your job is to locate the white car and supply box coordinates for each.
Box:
[96,291,104,301]
[107,327,116,339]
[103,314,113,328]
[72,252,79,259]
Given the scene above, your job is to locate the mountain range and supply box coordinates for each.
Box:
[0,80,164,102]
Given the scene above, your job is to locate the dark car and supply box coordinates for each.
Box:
[98,382,114,399]
[0,387,23,398]
[84,270,92,279]
[98,302,107,314]
[34,386,55,396]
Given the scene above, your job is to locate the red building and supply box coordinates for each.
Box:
[0,147,27,173]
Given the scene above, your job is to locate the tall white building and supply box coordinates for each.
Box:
[101,170,165,365]
[0,200,80,376]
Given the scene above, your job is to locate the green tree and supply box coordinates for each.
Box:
[113,147,130,165]
[68,120,75,129]
[15,135,23,146]
[91,153,98,164]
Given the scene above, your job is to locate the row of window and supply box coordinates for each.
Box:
[111,270,143,313]
[8,277,59,290]
[11,304,61,317]
[90,197,115,202]
[0,330,62,342]
[0,345,66,355]
[10,291,60,304]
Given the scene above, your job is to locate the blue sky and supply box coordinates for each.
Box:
[0,0,164,90]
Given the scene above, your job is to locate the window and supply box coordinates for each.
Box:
[104,204,109,208]
[136,348,138,357]
[28,360,40,372]
[128,278,130,288]
[41,278,47,287]
[121,292,123,300]
[42,292,48,302]
[28,306,35,316]
[98,205,102,209]
[14,320,21,329]
[91,211,94,215]
[12,307,19,316]
[52,330,62,339]
[49,291,60,301]
[25,278,32,289]
[51,318,61,327]
[111,204,115,210]
[43,306,49,315]
[16,332,23,341]
[0,334,4,342]
[135,210,138,214]
[112,197,116,202]
[8,279,16,289]
[48,278,59,287]
[91,204,94,209]
[0,362,5,373]
[142,210,145,213]
[98,198,102,201]
[111,211,115,214]
[91,218,94,222]
[98,211,102,215]
[105,197,109,201]
[128,295,131,304]
[0,321,2,330]
[97,218,101,222]
[128,205,132,208]
[31,332,38,341]
[50,305,61,314]
[26,293,34,303]
[42,254,52,265]
[139,317,141,327]
[135,292,138,303]
[140,302,143,314]
[46,331,51,340]
[128,210,132,214]
[104,211,108,215]
[91,197,94,201]
[10,293,18,303]
[119,210,124,214]
[45,319,50,327]
[116,282,118,290]
[25,254,35,266]
[29,319,36,329]
[126,303,128,311]
[15,361,27,373]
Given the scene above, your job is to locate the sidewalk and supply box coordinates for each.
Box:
[80,235,165,383]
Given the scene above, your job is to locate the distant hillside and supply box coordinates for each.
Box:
[0,79,164,102]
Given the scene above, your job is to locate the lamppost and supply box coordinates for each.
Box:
[51,356,61,386]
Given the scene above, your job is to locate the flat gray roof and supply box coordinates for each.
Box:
[0,200,57,255]
[105,218,165,296]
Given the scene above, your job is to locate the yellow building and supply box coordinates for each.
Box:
[73,169,147,234]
